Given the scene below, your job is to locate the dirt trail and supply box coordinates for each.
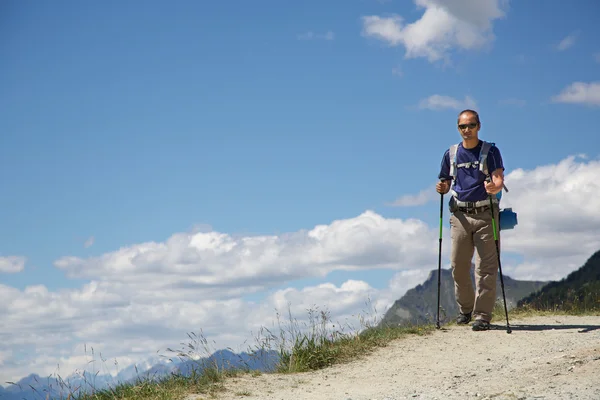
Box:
[189,315,600,400]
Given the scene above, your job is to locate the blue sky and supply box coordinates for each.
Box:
[1,0,600,385]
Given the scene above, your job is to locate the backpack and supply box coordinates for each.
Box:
[448,140,508,199]
[447,140,517,230]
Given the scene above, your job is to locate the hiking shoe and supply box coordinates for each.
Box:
[456,312,472,324]
[472,320,491,331]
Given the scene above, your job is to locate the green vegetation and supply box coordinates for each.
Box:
[74,367,234,400]
[249,303,434,375]
[517,250,600,313]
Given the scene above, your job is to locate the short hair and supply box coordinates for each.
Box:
[457,109,480,125]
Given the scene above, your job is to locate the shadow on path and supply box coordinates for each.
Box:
[490,324,600,333]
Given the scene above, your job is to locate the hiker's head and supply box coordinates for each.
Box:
[457,109,480,141]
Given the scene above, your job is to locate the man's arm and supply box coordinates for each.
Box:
[437,150,452,194]
[485,146,505,195]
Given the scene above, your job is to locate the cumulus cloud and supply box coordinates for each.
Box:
[53,211,436,287]
[0,256,26,273]
[361,0,508,62]
[551,82,600,107]
[1,212,441,383]
[3,155,600,385]
[0,274,426,384]
[418,94,477,110]
[496,155,600,279]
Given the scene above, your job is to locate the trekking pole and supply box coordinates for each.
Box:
[486,177,512,334]
[436,179,446,329]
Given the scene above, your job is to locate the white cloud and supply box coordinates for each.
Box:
[0,256,26,273]
[53,211,436,286]
[361,0,508,62]
[3,155,600,386]
[496,155,600,280]
[555,32,578,51]
[297,31,335,41]
[551,81,600,107]
[418,94,476,110]
[0,212,441,383]
[0,274,428,384]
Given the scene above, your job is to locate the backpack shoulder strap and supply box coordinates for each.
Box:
[448,143,459,178]
[479,140,494,176]
[480,141,509,194]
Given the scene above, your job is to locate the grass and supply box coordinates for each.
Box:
[486,289,600,327]
[248,303,435,375]
[516,287,600,315]
[7,293,599,400]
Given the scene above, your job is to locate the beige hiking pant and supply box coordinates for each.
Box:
[450,207,500,322]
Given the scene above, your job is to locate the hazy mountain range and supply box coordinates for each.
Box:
[0,349,278,400]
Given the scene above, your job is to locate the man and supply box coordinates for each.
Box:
[436,109,505,331]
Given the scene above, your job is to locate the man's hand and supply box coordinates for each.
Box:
[485,168,505,195]
[484,180,501,194]
[436,180,450,194]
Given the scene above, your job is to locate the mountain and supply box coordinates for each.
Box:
[113,354,180,383]
[0,349,279,400]
[173,348,279,379]
[0,373,66,400]
[379,267,549,327]
[517,249,600,311]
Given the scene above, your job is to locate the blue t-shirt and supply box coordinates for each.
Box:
[438,140,504,202]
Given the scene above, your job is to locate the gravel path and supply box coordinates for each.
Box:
[188,315,600,400]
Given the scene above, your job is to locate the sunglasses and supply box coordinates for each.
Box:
[458,123,478,130]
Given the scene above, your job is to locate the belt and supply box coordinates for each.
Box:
[455,200,496,208]
[457,205,490,215]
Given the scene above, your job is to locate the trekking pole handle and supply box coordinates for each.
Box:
[485,175,495,192]
[437,178,449,200]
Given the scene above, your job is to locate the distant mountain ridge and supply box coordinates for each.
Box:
[0,349,279,400]
[379,267,549,327]
[518,249,600,311]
